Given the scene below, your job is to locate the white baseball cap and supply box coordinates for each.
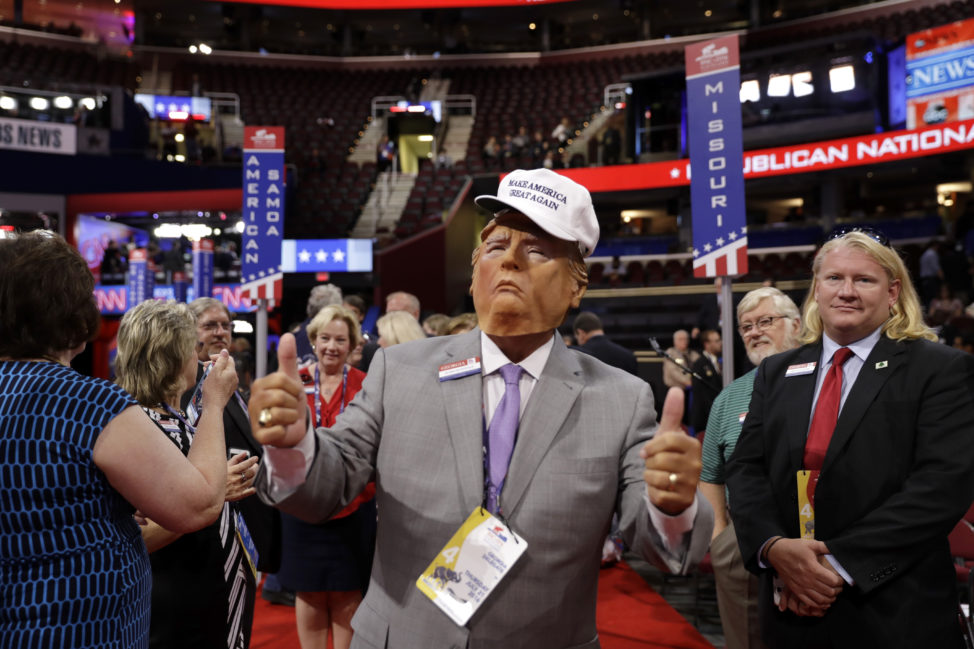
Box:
[474,168,599,257]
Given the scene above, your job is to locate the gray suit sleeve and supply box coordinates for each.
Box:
[618,381,714,574]
[263,350,386,524]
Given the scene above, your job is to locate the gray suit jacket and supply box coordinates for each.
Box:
[258,329,712,649]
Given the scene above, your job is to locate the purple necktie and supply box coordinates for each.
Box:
[487,363,523,514]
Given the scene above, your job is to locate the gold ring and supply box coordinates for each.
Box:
[668,473,678,489]
[258,408,273,427]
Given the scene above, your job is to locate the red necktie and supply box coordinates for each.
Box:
[803,347,854,471]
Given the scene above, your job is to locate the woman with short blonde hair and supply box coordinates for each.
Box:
[376,310,426,347]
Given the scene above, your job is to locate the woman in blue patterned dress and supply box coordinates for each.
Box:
[114,299,257,649]
[0,232,236,649]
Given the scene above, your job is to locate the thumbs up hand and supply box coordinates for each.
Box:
[639,387,702,516]
[249,333,308,447]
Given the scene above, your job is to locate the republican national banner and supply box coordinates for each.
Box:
[685,35,747,278]
[906,16,974,129]
[241,126,285,307]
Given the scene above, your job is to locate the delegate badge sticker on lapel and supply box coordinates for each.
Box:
[416,508,528,626]
[439,357,481,382]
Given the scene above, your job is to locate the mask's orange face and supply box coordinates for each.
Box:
[471,214,585,337]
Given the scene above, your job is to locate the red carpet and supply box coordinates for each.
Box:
[251,562,715,649]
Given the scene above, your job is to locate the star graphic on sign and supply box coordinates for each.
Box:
[703,243,712,252]
[332,249,345,262]
[248,274,256,281]
[692,248,700,258]
[669,167,680,179]
[716,237,724,246]
[258,270,265,277]
[741,226,748,234]
[316,249,328,262]
[728,231,737,241]
[298,249,311,263]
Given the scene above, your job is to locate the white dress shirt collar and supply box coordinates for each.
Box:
[480,331,554,380]
[821,325,883,364]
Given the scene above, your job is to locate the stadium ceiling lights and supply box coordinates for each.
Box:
[739,80,760,103]
[829,65,856,93]
[791,71,813,98]
[154,223,213,240]
[188,43,213,55]
[0,96,17,111]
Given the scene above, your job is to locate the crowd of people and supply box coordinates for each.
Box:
[481,117,592,171]
[4,167,974,649]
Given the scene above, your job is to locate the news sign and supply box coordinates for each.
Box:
[0,117,76,155]
[281,239,373,272]
[685,35,748,278]
[906,16,974,128]
[240,126,285,308]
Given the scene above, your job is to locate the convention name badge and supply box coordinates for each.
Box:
[234,509,259,580]
[797,470,819,540]
[439,357,482,381]
[785,362,817,377]
[416,508,528,626]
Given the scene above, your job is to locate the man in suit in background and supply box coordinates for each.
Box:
[183,298,283,604]
[727,231,974,648]
[248,168,713,649]
[572,310,638,376]
[689,329,722,435]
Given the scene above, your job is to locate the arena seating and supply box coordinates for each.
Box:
[0,41,138,90]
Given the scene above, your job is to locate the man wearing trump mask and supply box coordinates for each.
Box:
[249,168,713,649]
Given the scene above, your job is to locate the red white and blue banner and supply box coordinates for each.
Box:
[685,35,748,278]
[192,239,214,302]
[126,248,154,306]
[906,17,974,129]
[281,238,374,272]
[241,126,285,308]
[172,271,188,303]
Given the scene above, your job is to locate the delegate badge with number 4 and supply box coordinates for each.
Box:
[797,469,819,540]
[416,508,528,626]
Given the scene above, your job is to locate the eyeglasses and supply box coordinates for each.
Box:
[825,226,890,248]
[738,315,787,336]
[200,320,233,333]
